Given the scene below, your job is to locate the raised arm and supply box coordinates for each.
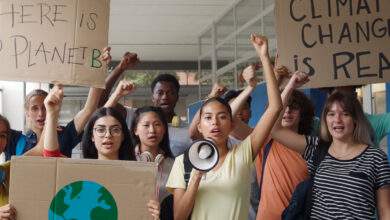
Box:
[231,64,258,116]
[43,84,63,153]
[73,47,111,134]
[228,65,258,140]
[188,83,227,140]
[98,52,139,107]
[249,34,282,159]
[271,71,310,154]
[104,80,135,108]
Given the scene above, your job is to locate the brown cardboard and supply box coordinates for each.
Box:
[9,156,158,220]
[0,0,110,88]
[275,0,390,88]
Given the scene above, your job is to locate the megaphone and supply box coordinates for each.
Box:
[186,139,219,172]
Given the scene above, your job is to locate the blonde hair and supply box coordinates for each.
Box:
[320,91,374,146]
[24,89,48,110]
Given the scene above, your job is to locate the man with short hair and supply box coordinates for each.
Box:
[102,54,192,156]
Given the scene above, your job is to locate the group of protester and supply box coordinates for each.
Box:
[0,34,389,220]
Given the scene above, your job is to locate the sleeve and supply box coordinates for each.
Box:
[303,136,319,175]
[303,136,319,161]
[255,148,264,184]
[366,113,390,145]
[43,149,67,158]
[374,150,390,190]
[166,155,186,193]
[234,136,253,166]
[310,117,320,136]
[58,120,82,157]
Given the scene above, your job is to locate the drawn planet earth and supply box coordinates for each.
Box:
[49,181,117,220]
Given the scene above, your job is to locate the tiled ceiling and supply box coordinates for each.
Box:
[108,0,235,61]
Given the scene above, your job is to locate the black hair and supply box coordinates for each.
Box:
[221,89,252,108]
[150,74,180,94]
[130,106,173,158]
[81,107,135,160]
[200,97,233,120]
[287,90,315,135]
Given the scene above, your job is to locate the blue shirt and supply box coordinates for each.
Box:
[25,120,82,157]
[5,129,25,161]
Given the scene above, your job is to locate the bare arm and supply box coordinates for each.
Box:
[230,65,258,116]
[377,186,390,220]
[188,110,202,140]
[229,65,258,139]
[104,80,135,108]
[43,85,63,152]
[249,34,282,159]
[98,52,139,107]
[270,72,309,154]
[173,171,203,220]
[73,88,103,134]
[73,47,111,133]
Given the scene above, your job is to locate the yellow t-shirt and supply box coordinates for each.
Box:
[0,161,10,206]
[166,137,252,220]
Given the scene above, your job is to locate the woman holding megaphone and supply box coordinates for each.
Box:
[166,34,282,220]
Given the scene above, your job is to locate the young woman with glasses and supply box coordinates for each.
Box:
[42,85,161,220]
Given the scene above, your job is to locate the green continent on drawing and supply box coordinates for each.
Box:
[49,181,118,220]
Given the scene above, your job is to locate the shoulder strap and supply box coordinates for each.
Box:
[258,139,273,201]
[311,139,330,176]
[15,135,27,156]
[183,150,192,187]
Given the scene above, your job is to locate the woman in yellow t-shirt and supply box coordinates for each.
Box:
[166,34,282,220]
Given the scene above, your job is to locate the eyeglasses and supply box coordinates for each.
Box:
[287,103,300,111]
[93,126,122,137]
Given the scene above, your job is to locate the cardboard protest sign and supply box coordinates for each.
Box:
[275,0,390,88]
[9,157,157,220]
[0,0,110,88]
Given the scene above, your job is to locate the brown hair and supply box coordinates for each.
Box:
[320,91,374,146]
[287,90,315,135]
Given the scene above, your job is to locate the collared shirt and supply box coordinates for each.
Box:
[25,120,82,157]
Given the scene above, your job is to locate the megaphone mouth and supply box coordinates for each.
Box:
[197,144,214,159]
[187,139,219,172]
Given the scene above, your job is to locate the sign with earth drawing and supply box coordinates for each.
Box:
[9,157,157,220]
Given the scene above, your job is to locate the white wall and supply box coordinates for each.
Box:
[0,81,25,130]
[0,81,50,131]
